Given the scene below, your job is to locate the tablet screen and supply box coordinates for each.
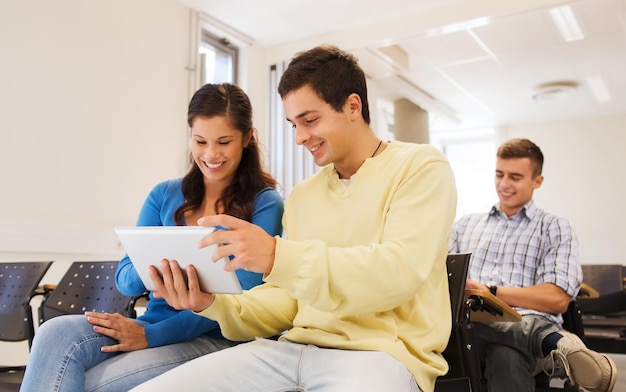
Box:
[114,226,242,294]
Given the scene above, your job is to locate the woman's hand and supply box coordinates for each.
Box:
[85,312,148,352]
[149,259,216,313]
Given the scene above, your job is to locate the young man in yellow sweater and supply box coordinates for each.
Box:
[132,45,457,392]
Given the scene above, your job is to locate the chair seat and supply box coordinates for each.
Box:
[0,261,53,389]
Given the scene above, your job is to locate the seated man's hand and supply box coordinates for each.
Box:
[465,279,488,290]
[149,259,215,313]
[197,214,276,274]
[85,312,148,352]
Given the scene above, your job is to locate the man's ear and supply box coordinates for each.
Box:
[533,174,544,189]
[345,93,362,119]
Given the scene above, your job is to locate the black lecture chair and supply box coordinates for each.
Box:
[435,253,482,392]
[576,264,626,354]
[0,261,53,390]
[38,261,146,324]
[436,254,586,392]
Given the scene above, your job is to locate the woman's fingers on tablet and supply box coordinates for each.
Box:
[171,260,189,293]
[184,265,216,312]
[165,260,187,290]
[149,259,182,308]
[197,214,246,230]
[148,264,165,291]
[149,258,216,312]
[159,259,174,285]
[185,265,201,292]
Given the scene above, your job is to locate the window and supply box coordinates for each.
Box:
[194,12,251,88]
[268,63,319,198]
[199,30,237,84]
[430,129,497,219]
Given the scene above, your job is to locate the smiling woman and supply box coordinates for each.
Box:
[187,115,252,219]
[18,83,284,392]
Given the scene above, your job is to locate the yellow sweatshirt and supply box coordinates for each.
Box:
[199,141,457,392]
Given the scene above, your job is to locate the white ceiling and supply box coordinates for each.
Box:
[178,0,626,131]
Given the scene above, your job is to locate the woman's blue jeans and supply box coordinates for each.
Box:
[19,314,236,392]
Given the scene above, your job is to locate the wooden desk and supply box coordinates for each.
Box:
[579,282,600,298]
[464,288,522,323]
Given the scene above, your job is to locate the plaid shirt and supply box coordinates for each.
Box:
[449,201,582,323]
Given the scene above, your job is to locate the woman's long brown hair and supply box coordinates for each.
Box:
[174,83,277,225]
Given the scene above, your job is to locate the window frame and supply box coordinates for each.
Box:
[199,29,238,85]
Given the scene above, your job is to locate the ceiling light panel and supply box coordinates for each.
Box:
[550,5,585,42]
[586,75,612,102]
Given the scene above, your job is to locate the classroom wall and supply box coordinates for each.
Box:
[0,0,191,240]
[0,0,194,365]
[502,114,626,264]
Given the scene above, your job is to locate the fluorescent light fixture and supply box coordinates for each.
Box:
[549,5,585,42]
[586,75,612,103]
[424,16,491,36]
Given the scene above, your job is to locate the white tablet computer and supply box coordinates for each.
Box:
[114,226,242,294]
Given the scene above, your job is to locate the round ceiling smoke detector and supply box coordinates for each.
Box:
[532,81,579,101]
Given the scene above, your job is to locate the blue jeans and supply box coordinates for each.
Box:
[19,314,237,392]
[130,338,422,392]
[473,315,561,392]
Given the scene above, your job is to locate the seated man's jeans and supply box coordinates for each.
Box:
[20,314,236,392]
[473,315,561,392]
[130,338,422,392]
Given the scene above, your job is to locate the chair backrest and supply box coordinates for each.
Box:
[446,253,470,326]
[436,253,482,392]
[0,262,52,346]
[39,261,137,323]
[577,264,626,315]
[581,264,623,296]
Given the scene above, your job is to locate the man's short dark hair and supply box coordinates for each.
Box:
[277,45,370,124]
